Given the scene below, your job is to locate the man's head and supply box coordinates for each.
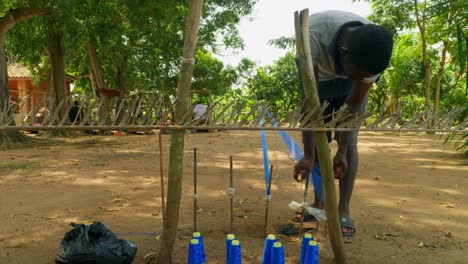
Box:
[340,24,393,80]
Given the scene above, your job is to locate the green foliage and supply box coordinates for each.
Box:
[192,50,238,96]
[268,36,296,50]
[389,34,425,97]
[444,132,468,156]
[5,0,258,96]
[360,0,467,154]
[245,51,299,115]
[0,0,45,15]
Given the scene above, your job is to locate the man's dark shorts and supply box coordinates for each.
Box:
[300,78,364,145]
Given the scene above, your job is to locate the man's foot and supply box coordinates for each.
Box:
[340,216,355,238]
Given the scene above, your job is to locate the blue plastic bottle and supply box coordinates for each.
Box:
[188,239,202,264]
[262,234,276,264]
[226,234,236,263]
[228,239,242,264]
[192,232,206,263]
[300,233,313,264]
[270,242,285,264]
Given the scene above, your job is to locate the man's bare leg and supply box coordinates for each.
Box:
[338,144,358,233]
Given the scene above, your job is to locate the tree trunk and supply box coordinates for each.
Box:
[423,60,431,120]
[88,39,111,126]
[433,40,448,117]
[0,7,50,110]
[0,8,49,147]
[89,70,99,98]
[433,7,453,120]
[115,54,127,124]
[414,0,432,128]
[157,0,204,263]
[0,30,10,123]
[46,25,68,136]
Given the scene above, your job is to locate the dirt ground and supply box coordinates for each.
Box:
[0,131,467,263]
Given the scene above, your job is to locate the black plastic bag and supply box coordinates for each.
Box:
[55,222,137,264]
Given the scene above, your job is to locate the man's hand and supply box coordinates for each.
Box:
[293,157,315,182]
[333,152,348,179]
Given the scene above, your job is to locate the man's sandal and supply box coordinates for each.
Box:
[340,216,356,238]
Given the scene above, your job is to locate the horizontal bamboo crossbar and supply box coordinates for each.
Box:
[2,94,466,133]
[0,125,465,133]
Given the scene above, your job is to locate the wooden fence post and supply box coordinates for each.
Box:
[157,0,204,263]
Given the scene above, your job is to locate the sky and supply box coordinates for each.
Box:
[219,0,372,66]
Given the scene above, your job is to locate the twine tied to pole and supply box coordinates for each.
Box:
[181,57,195,65]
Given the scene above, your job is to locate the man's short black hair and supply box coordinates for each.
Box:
[347,24,393,74]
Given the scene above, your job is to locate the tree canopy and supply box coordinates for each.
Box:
[4,0,258,95]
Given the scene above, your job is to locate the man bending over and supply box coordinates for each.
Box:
[293,10,393,238]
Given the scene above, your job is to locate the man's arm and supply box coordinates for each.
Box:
[334,80,372,177]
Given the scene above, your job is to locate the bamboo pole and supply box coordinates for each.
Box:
[2,125,464,133]
[263,165,274,238]
[158,133,166,229]
[193,147,198,232]
[295,9,347,263]
[157,0,204,262]
[229,156,234,234]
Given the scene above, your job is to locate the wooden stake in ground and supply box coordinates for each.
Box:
[295,9,347,263]
[158,133,166,229]
[193,147,198,232]
[263,165,274,238]
[229,156,234,234]
[298,173,310,238]
[157,0,204,262]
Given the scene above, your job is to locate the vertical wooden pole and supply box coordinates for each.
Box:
[159,133,166,228]
[295,9,347,263]
[229,156,234,234]
[193,147,198,232]
[157,0,204,262]
[17,80,28,124]
[298,174,310,238]
[263,165,274,238]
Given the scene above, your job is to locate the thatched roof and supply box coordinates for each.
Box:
[7,63,32,78]
[7,62,75,80]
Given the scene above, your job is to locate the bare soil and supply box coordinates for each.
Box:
[0,131,467,263]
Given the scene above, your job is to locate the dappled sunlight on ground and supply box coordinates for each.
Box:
[0,131,466,263]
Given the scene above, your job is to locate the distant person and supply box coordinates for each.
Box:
[30,107,48,134]
[193,101,208,125]
[35,107,48,124]
[68,101,81,124]
[289,10,393,238]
